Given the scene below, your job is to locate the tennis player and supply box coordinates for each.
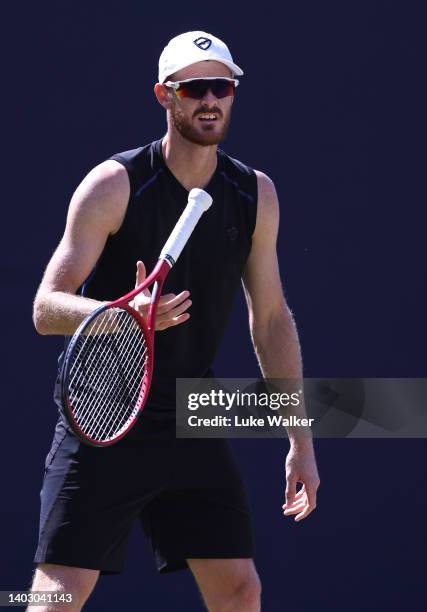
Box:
[30,31,320,611]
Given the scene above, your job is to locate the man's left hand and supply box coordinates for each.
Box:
[282,441,320,522]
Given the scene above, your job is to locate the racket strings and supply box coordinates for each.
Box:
[71,313,138,423]
[83,326,148,438]
[70,313,147,439]
[74,314,142,422]
[72,311,147,435]
[70,310,122,402]
[71,332,145,437]
[67,308,149,442]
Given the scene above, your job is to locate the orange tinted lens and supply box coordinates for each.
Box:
[176,79,235,99]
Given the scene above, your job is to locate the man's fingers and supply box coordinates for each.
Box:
[295,504,315,522]
[283,494,307,510]
[132,280,191,328]
[282,497,306,510]
[135,260,146,284]
[282,485,305,509]
[305,482,318,512]
[157,293,176,304]
[283,483,317,521]
[285,476,297,507]
[135,261,151,297]
[158,299,192,322]
[283,502,306,516]
[157,313,190,330]
[157,291,190,314]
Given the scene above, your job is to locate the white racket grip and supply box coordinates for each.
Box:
[159,188,213,264]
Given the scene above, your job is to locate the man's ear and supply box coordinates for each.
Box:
[154,83,173,110]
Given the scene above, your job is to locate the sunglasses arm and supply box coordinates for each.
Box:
[164,78,239,89]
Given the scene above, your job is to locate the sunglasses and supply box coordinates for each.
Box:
[164,77,239,100]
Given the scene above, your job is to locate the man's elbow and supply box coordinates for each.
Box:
[32,295,50,335]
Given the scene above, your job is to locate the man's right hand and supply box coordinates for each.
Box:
[131,260,192,330]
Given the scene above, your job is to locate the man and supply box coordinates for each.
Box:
[31,31,320,612]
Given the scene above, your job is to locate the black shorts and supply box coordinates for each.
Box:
[34,416,254,574]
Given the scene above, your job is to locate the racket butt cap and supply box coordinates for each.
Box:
[189,188,213,211]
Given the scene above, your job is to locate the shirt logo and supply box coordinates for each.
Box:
[227,227,239,241]
[194,37,212,50]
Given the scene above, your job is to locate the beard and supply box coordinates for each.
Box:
[170,103,232,146]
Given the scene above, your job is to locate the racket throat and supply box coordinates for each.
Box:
[146,258,171,332]
[147,280,163,333]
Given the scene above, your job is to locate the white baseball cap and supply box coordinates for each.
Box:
[158,31,244,83]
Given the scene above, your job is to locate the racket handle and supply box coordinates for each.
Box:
[159,188,213,265]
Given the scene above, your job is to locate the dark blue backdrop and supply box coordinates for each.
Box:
[2,1,426,610]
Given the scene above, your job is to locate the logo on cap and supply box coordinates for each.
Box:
[194,37,212,50]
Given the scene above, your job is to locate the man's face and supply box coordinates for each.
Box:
[165,61,235,146]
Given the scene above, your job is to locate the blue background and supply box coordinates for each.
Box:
[2,1,426,610]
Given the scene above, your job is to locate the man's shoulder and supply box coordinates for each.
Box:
[217,147,255,177]
[217,149,257,203]
[107,140,162,194]
[109,139,159,167]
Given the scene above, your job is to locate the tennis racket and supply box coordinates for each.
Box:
[60,188,213,447]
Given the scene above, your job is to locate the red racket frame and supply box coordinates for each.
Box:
[61,258,171,447]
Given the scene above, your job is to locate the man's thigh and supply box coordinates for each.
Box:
[139,439,254,573]
[34,420,170,574]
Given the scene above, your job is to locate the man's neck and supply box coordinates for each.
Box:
[161,132,218,192]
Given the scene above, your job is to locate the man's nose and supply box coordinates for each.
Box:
[201,88,219,104]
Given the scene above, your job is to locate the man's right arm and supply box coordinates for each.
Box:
[33,160,130,336]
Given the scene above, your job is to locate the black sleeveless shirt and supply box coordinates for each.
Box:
[79,138,257,413]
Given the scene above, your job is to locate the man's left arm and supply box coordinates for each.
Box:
[242,170,320,521]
